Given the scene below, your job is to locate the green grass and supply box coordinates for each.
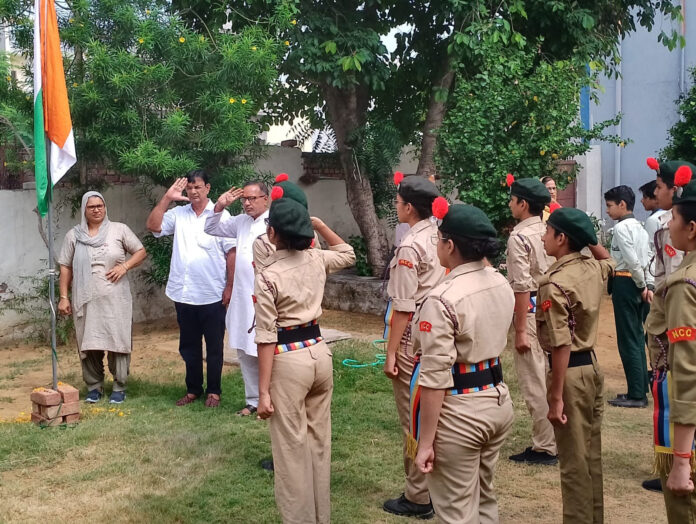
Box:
[0,339,664,524]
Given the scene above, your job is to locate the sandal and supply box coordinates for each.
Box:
[205,394,221,408]
[236,404,257,416]
[175,393,198,406]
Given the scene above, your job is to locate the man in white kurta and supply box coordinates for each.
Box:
[205,181,269,414]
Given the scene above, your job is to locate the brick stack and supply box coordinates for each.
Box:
[30,384,80,426]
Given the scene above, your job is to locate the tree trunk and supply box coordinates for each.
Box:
[322,85,391,276]
[415,61,456,178]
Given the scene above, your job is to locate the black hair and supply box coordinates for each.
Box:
[244,179,269,196]
[604,185,635,211]
[673,202,696,226]
[397,188,433,221]
[186,169,209,185]
[272,229,313,251]
[657,174,675,189]
[550,225,583,253]
[639,180,657,199]
[514,195,545,217]
[442,231,500,262]
[540,176,555,185]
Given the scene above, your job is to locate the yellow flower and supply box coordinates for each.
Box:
[551,153,558,159]
[22,160,27,164]
[620,141,625,148]
[241,99,247,104]
[118,411,124,417]
[291,19,297,25]
[6,76,10,82]
[540,150,546,156]
[138,38,144,44]
[229,98,236,104]
[199,36,205,42]
[145,9,151,14]
[179,37,186,43]
[109,407,116,412]
[69,18,74,24]
[284,40,290,46]
[251,46,257,51]
[72,82,78,87]
[533,96,539,102]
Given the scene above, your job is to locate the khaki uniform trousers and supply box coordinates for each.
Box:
[660,472,696,523]
[393,349,430,505]
[513,314,556,454]
[549,355,604,524]
[269,342,333,524]
[81,351,130,392]
[428,385,514,524]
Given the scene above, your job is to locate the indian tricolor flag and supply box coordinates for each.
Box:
[33,0,76,216]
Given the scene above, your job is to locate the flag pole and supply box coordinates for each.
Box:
[46,141,58,391]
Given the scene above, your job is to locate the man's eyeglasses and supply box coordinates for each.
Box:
[86,204,105,211]
[241,196,266,204]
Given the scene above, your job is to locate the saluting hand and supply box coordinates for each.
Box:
[547,397,567,426]
[415,445,435,474]
[214,187,244,212]
[165,177,190,203]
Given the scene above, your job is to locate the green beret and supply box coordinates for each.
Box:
[655,160,696,186]
[673,175,696,205]
[510,178,551,205]
[273,181,308,209]
[398,176,440,208]
[268,197,314,239]
[547,207,597,247]
[439,204,497,239]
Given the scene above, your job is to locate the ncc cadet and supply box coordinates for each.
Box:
[383,172,446,519]
[505,175,558,465]
[412,199,515,523]
[645,165,696,522]
[642,158,696,492]
[253,181,355,523]
[536,207,614,524]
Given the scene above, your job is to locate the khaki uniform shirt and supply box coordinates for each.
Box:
[646,251,696,424]
[506,216,554,293]
[536,252,614,352]
[412,262,514,389]
[252,232,322,274]
[253,244,355,344]
[653,210,684,287]
[387,219,446,313]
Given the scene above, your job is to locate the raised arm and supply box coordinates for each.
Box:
[146,178,189,233]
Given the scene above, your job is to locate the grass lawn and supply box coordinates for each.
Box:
[0,336,666,523]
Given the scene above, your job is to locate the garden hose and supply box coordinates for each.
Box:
[341,339,387,368]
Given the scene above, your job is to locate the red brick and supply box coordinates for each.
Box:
[63,413,80,424]
[30,389,61,406]
[39,401,79,418]
[57,383,79,403]
[31,413,64,427]
[31,402,41,414]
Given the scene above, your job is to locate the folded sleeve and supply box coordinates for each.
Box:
[387,246,420,312]
[321,243,356,274]
[537,281,572,348]
[506,234,535,292]
[667,282,696,424]
[253,270,279,344]
[416,297,456,389]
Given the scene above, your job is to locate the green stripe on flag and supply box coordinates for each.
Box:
[34,89,48,216]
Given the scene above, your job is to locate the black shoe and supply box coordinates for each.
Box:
[509,447,558,466]
[642,478,663,493]
[383,494,435,519]
[613,393,628,401]
[85,389,103,403]
[260,459,274,472]
[608,397,648,408]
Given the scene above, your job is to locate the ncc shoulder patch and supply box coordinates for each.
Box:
[541,300,552,312]
[419,321,432,332]
[398,259,414,269]
[665,244,677,258]
[252,295,257,303]
[667,326,696,343]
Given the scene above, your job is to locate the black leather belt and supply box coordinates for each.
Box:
[277,322,321,345]
[548,350,594,369]
[451,361,504,390]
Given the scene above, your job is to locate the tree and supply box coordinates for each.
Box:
[662,67,696,163]
[438,40,623,231]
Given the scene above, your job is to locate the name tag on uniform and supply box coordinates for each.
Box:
[665,244,677,258]
[667,327,696,343]
[419,321,432,332]
[398,259,414,268]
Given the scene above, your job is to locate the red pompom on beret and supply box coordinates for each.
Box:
[275,173,289,183]
[393,171,404,186]
[674,165,693,187]
[549,202,561,214]
[506,173,515,187]
[271,186,284,200]
[646,157,659,171]
[432,196,450,220]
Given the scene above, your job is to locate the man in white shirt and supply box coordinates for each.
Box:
[639,180,666,266]
[146,171,236,408]
[205,180,270,416]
